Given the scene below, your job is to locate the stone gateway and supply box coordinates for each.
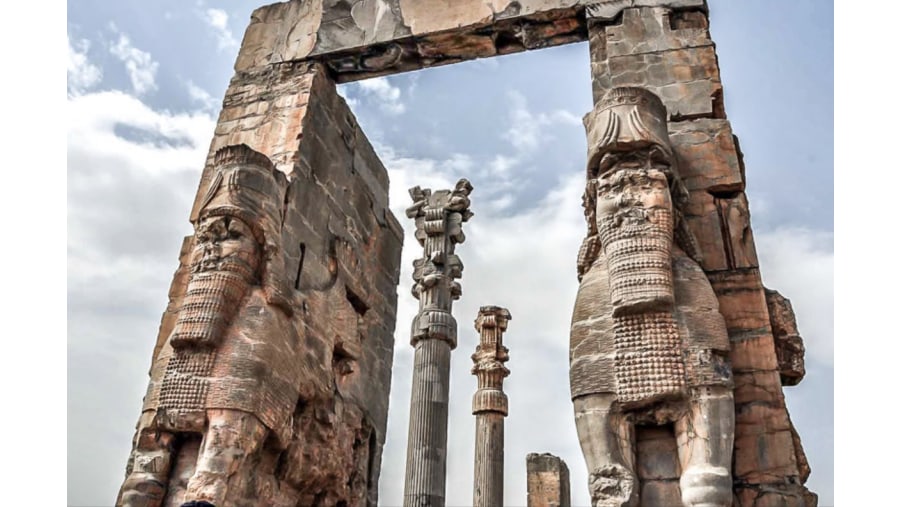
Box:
[115,2,816,506]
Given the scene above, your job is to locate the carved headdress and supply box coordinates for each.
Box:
[577,88,700,278]
[583,87,675,179]
[196,144,293,312]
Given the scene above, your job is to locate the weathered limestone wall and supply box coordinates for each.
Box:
[526,453,572,507]
[586,6,814,506]
[127,57,403,505]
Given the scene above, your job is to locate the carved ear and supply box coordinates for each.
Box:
[674,210,703,265]
[261,242,295,317]
[197,171,223,218]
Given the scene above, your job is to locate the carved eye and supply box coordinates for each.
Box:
[598,153,619,175]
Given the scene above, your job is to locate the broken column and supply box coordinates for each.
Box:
[471,306,512,507]
[526,453,571,507]
[403,180,474,507]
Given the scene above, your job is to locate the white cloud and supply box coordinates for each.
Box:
[354,77,407,115]
[68,88,217,504]
[186,80,218,111]
[67,34,102,95]
[109,31,159,95]
[502,90,581,152]
[202,8,238,50]
[756,227,834,365]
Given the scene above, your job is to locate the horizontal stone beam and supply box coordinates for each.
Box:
[236,0,705,81]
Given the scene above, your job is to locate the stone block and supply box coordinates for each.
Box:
[603,7,712,58]
[715,193,759,269]
[764,288,806,386]
[636,426,681,480]
[707,270,771,334]
[733,428,798,481]
[669,119,744,193]
[682,190,729,272]
[592,45,721,118]
[735,487,807,507]
[526,453,571,507]
[640,479,682,506]
[732,371,782,405]
[236,1,323,71]
[729,334,780,372]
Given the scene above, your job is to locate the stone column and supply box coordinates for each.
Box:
[403,180,473,507]
[471,306,512,507]
[526,453,571,507]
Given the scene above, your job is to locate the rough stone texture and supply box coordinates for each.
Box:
[571,86,735,507]
[115,2,818,506]
[589,7,722,119]
[584,9,815,504]
[526,453,572,507]
[471,306,512,507]
[403,180,473,507]
[118,62,403,507]
[233,0,705,81]
[764,289,807,386]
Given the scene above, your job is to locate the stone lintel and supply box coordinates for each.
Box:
[235,0,706,81]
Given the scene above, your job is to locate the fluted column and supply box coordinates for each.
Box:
[403,179,474,507]
[472,306,511,507]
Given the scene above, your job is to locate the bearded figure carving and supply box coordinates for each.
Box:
[118,144,300,507]
[570,88,735,507]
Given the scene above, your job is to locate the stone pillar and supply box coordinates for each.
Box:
[403,180,474,507]
[471,306,512,507]
[526,453,571,507]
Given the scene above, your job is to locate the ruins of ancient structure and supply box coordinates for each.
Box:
[471,306,512,507]
[403,180,473,507]
[527,453,572,507]
[116,1,815,506]
[571,86,736,506]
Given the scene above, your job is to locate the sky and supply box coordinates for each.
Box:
[67,1,834,506]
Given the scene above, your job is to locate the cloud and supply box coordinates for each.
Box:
[353,77,407,115]
[68,34,103,96]
[186,80,218,111]
[202,8,239,50]
[755,227,834,365]
[68,88,216,504]
[108,30,159,95]
[502,90,581,152]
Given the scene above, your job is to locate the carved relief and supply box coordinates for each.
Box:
[119,145,298,507]
[571,87,735,507]
[403,179,473,507]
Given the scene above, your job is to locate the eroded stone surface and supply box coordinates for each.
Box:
[572,87,735,507]
[472,306,512,507]
[764,289,806,386]
[526,453,571,507]
[119,64,402,507]
[403,179,473,507]
[117,2,819,506]
[589,6,723,119]
[234,0,705,81]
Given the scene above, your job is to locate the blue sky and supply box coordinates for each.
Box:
[67,1,833,505]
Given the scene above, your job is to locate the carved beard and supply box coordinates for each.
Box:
[170,254,258,349]
[595,168,675,316]
[595,168,687,409]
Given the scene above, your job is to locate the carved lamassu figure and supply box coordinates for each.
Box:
[118,144,308,507]
[570,88,735,507]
